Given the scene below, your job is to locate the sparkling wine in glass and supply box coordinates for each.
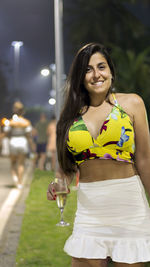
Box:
[55,178,70,226]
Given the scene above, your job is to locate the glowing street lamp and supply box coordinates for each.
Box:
[11,41,23,48]
[48,98,56,105]
[40,68,50,77]
[11,41,24,98]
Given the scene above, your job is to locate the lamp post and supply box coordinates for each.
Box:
[40,66,56,109]
[49,63,56,97]
[54,0,65,171]
[11,41,23,99]
[54,0,65,121]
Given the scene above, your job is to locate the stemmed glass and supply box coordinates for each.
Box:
[55,178,70,227]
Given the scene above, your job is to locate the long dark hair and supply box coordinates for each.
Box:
[57,43,116,176]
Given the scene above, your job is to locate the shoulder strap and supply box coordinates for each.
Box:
[112,93,118,105]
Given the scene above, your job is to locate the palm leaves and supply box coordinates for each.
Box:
[111,46,150,95]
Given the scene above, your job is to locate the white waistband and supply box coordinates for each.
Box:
[79,175,140,189]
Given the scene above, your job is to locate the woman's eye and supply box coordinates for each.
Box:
[86,67,91,72]
[98,65,105,70]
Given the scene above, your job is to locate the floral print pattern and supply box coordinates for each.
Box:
[100,120,109,134]
[67,94,135,166]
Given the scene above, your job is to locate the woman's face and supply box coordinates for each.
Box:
[83,52,112,98]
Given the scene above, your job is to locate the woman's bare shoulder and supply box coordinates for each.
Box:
[115,92,144,106]
[115,93,145,119]
[22,117,31,125]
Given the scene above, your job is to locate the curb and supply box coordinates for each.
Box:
[0,160,34,267]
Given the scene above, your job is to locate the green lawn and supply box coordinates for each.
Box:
[16,169,77,267]
[16,169,150,267]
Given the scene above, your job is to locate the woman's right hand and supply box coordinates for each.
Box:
[47,178,70,201]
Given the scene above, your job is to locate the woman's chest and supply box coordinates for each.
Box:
[82,105,113,140]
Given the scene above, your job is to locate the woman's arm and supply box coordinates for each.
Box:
[55,167,75,186]
[26,132,36,153]
[132,94,150,196]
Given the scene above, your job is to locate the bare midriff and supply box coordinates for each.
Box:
[79,159,138,183]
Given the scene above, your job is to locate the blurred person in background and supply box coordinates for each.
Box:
[30,126,38,166]
[0,123,4,154]
[35,112,49,170]
[47,115,56,171]
[0,117,10,156]
[4,101,35,189]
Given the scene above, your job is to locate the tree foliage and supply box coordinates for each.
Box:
[65,0,150,120]
[65,0,149,51]
[111,46,150,119]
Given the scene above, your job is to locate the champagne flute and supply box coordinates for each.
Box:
[55,178,70,226]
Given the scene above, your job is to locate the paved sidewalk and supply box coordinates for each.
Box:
[0,157,12,211]
[0,157,34,267]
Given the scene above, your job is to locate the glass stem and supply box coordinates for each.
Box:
[60,208,64,222]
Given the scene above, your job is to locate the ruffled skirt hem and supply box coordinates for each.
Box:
[64,235,150,263]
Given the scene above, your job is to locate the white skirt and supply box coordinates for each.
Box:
[64,175,150,263]
[9,137,29,155]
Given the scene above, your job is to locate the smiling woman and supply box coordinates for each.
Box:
[47,43,150,267]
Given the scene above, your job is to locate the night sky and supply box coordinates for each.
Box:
[0,0,59,108]
[0,0,149,109]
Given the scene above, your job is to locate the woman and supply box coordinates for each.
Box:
[47,43,150,267]
[4,101,35,189]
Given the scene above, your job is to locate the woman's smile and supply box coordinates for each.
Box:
[91,81,104,86]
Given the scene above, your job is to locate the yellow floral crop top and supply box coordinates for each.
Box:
[67,94,135,166]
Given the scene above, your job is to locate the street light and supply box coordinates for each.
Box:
[40,66,56,108]
[54,1,65,171]
[11,41,24,99]
[11,41,23,48]
[40,68,50,77]
[48,98,56,105]
[54,0,65,121]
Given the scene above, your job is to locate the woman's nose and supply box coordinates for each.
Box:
[93,68,100,78]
